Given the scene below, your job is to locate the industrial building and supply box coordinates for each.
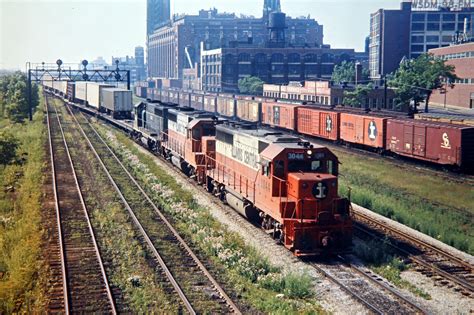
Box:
[147,0,324,79]
[263,81,396,109]
[369,0,474,79]
[200,44,355,93]
[147,0,170,37]
[429,42,474,109]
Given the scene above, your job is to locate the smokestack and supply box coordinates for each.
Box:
[355,62,363,85]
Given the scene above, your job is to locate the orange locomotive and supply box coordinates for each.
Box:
[205,124,352,256]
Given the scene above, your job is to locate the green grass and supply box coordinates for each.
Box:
[0,107,46,312]
[96,123,325,314]
[333,148,474,255]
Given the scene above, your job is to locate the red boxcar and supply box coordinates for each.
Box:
[179,91,191,107]
[216,96,236,118]
[297,107,340,141]
[236,99,261,123]
[190,92,204,110]
[340,112,390,149]
[262,102,300,131]
[386,118,474,171]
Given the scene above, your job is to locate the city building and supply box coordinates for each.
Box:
[112,46,147,83]
[200,43,355,93]
[147,0,171,37]
[429,42,474,109]
[263,81,396,109]
[369,0,474,79]
[147,0,324,79]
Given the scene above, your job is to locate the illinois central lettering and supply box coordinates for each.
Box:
[232,142,258,169]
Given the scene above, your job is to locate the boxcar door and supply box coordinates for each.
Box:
[403,124,414,154]
[273,106,280,126]
[413,125,426,157]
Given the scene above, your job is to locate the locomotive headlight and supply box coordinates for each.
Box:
[306,150,313,156]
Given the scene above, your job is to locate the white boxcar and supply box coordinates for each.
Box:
[86,83,114,109]
[75,82,87,103]
[53,80,68,95]
[100,88,133,119]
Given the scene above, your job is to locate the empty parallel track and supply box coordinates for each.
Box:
[309,256,427,314]
[56,101,240,314]
[45,94,116,314]
[353,210,474,296]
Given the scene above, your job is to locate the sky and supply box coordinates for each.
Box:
[0,0,403,70]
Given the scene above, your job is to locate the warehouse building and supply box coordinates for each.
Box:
[429,42,474,109]
[200,45,355,93]
[147,0,324,79]
[369,0,474,79]
[263,81,397,109]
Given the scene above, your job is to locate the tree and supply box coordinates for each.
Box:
[343,84,373,108]
[332,61,370,84]
[388,53,457,113]
[0,131,19,166]
[0,72,37,122]
[238,76,264,95]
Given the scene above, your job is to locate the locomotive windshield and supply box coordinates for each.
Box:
[287,159,336,175]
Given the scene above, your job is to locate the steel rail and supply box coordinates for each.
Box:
[337,255,428,314]
[79,109,242,315]
[49,97,117,314]
[353,211,474,293]
[63,104,197,315]
[308,262,383,315]
[45,94,69,314]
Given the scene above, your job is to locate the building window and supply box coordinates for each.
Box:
[442,14,455,21]
[426,45,439,50]
[427,13,440,22]
[442,23,456,31]
[412,13,425,22]
[412,23,425,31]
[411,35,424,43]
[426,35,439,42]
[427,23,440,31]
[411,45,424,52]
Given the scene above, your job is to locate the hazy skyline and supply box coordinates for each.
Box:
[0,0,402,70]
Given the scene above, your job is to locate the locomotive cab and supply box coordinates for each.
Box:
[260,142,352,255]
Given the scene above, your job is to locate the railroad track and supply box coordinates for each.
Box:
[45,94,117,314]
[309,256,427,314]
[353,210,474,296]
[59,102,240,314]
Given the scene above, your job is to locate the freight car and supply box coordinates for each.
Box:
[207,124,352,255]
[100,88,133,119]
[262,101,301,131]
[190,92,205,111]
[386,119,474,171]
[133,86,474,173]
[297,106,340,141]
[339,111,390,151]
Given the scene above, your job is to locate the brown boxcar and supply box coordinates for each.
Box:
[297,107,340,141]
[168,89,180,104]
[236,99,261,123]
[386,118,474,170]
[179,91,191,107]
[190,92,204,110]
[339,112,390,149]
[161,89,170,103]
[216,96,236,118]
[262,102,300,131]
[203,95,217,113]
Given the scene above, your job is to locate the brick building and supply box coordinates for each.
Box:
[147,1,324,79]
[263,81,397,109]
[369,0,474,79]
[200,45,355,93]
[429,42,474,109]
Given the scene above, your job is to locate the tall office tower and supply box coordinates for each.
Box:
[147,0,171,37]
[263,0,281,19]
[135,46,145,66]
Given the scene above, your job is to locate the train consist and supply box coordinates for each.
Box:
[138,87,474,173]
[43,80,133,119]
[45,82,353,257]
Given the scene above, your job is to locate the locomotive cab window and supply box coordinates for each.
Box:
[273,160,285,179]
[311,160,321,171]
[192,128,201,139]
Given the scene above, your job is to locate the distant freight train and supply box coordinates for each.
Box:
[139,87,474,173]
